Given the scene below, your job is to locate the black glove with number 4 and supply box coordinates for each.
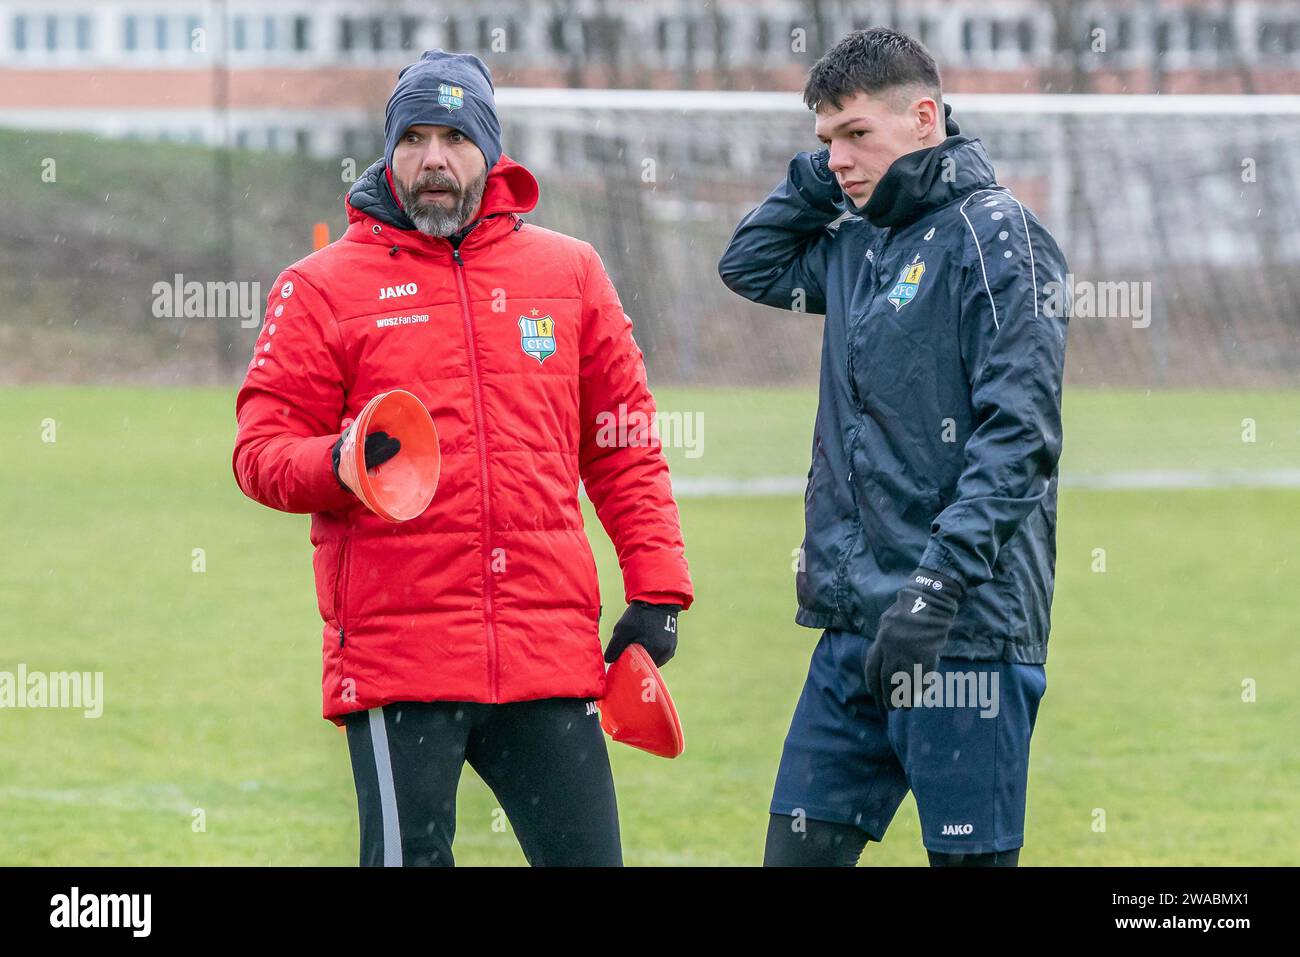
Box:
[604,600,680,668]
[864,568,964,712]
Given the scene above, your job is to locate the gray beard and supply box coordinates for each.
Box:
[394,170,488,238]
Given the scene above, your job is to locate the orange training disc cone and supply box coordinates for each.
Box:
[336,390,440,523]
[599,644,685,759]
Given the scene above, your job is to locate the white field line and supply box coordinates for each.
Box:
[669,470,1300,497]
[0,784,194,814]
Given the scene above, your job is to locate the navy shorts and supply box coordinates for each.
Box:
[770,628,1047,855]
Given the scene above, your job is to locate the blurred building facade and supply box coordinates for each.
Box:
[1,0,1299,155]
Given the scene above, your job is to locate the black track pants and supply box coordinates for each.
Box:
[344,698,621,867]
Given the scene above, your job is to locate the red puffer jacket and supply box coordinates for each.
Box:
[232,153,693,724]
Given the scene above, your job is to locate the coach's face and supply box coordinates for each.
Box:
[815,89,943,208]
[391,124,488,236]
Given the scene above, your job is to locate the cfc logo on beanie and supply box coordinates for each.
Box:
[437,83,464,112]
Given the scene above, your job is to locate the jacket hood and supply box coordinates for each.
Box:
[861,136,997,229]
[345,152,540,241]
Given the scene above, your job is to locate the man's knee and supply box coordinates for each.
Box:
[764,813,870,867]
[926,847,1021,867]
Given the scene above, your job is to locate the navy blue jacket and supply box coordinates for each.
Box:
[718,136,1069,663]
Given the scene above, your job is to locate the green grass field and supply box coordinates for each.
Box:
[1,386,1297,865]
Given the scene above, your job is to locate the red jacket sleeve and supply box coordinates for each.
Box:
[577,247,694,610]
[232,269,355,514]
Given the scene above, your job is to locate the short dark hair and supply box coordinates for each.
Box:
[803,28,942,113]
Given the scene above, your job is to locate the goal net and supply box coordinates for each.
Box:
[497,89,1300,389]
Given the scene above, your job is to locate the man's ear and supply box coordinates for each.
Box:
[913,96,941,141]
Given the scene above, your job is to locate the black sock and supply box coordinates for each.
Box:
[927,847,1021,867]
[763,813,870,867]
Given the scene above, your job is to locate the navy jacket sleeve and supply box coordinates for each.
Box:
[717,150,843,315]
[919,199,1070,589]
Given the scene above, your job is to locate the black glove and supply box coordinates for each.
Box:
[795,148,845,213]
[811,146,834,182]
[331,429,401,491]
[864,568,964,712]
[604,600,680,668]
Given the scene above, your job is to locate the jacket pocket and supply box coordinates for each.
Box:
[852,468,942,577]
[804,436,820,507]
[333,534,353,635]
[579,538,601,611]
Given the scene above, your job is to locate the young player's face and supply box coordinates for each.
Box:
[815,90,941,207]
[391,124,488,235]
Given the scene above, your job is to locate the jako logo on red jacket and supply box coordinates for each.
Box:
[378,282,418,299]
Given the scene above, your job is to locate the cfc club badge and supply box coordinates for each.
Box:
[519,313,556,363]
[887,256,926,311]
[437,83,465,112]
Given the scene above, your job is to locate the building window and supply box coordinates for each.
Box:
[714,16,731,57]
[1115,15,1132,51]
[1017,19,1033,54]
[1188,11,1232,53]
[339,15,413,53]
[13,15,26,51]
[400,16,419,51]
[124,15,137,51]
[293,16,310,51]
[991,20,1009,51]
[155,15,167,51]
[76,14,92,51]
[1257,20,1282,55]
[263,16,276,51]
[43,14,56,51]
[1190,11,1227,52]
[233,17,247,51]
